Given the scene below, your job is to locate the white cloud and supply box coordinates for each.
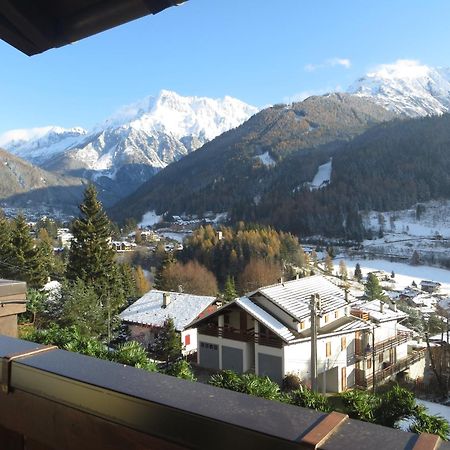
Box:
[304,57,351,72]
[366,59,429,79]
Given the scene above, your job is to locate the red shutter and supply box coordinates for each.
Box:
[185,334,191,346]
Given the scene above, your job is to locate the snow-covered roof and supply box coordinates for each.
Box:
[120,290,216,331]
[352,299,406,323]
[252,275,351,321]
[236,297,296,343]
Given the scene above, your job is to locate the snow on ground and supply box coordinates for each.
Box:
[254,151,276,167]
[139,210,163,227]
[159,231,190,243]
[361,200,450,264]
[310,158,332,190]
[398,399,450,434]
[334,258,450,294]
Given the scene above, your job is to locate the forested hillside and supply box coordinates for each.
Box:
[109,94,395,222]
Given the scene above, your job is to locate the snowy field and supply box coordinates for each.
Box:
[398,399,450,433]
[334,258,450,295]
[361,200,450,264]
[310,158,332,190]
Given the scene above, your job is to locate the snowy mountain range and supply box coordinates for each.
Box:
[0,90,258,193]
[347,60,450,117]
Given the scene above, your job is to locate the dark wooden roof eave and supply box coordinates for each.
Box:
[0,0,186,56]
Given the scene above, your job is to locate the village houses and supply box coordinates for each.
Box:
[189,275,425,392]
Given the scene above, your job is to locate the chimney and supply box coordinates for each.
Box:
[390,301,397,312]
[162,292,171,308]
[178,284,183,293]
[380,302,384,314]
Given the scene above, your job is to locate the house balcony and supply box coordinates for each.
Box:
[198,325,283,348]
[355,332,410,359]
[0,335,444,450]
[354,349,426,389]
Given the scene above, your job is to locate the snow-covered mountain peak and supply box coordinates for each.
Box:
[348,60,450,117]
[100,90,258,142]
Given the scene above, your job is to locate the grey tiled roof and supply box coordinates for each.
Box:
[253,275,351,321]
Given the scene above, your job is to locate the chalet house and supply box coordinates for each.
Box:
[111,240,136,252]
[420,280,441,293]
[120,290,217,354]
[190,275,425,392]
[190,275,371,391]
[350,300,425,389]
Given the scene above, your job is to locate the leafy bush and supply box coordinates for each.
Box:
[23,324,156,372]
[287,385,331,412]
[340,390,378,422]
[209,370,245,392]
[375,384,416,427]
[409,405,449,440]
[165,360,197,381]
[112,341,157,371]
[240,373,281,400]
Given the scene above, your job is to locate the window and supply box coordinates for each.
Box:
[300,321,305,330]
[367,358,372,369]
[324,314,329,323]
[379,353,383,363]
[335,311,339,319]
[185,334,191,346]
[326,341,331,357]
[341,336,346,351]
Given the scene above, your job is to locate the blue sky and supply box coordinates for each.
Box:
[0,0,449,134]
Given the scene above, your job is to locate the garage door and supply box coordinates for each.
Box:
[199,342,219,370]
[258,353,283,384]
[222,346,243,373]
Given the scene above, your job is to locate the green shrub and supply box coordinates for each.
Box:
[165,360,197,381]
[209,370,245,392]
[240,373,281,400]
[340,390,378,422]
[375,385,416,427]
[112,341,157,371]
[287,385,331,412]
[409,405,449,441]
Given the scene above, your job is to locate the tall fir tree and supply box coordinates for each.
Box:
[354,263,362,282]
[223,275,237,303]
[365,273,384,301]
[67,185,124,314]
[8,215,49,287]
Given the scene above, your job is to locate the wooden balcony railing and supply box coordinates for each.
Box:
[355,332,410,358]
[355,349,426,389]
[198,325,283,348]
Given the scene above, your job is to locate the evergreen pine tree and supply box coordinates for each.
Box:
[67,185,116,289]
[0,213,13,279]
[365,273,384,301]
[67,185,125,320]
[8,215,49,287]
[151,318,183,365]
[223,275,237,303]
[354,263,362,282]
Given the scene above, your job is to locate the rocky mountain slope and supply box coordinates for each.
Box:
[347,60,450,117]
[0,148,85,211]
[109,93,396,224]
[1,91,258,198]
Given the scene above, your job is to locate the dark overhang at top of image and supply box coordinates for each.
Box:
[0,0,186,56]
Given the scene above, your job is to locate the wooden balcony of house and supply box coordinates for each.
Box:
[355,332,410,359]
[254,332,283,349]
[0,335,445,450]
[355,348,427,389]
[198,324,255,342]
